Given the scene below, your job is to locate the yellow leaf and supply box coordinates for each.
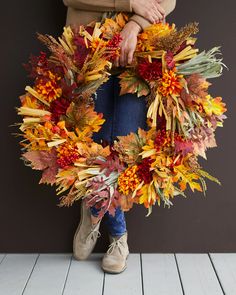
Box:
[202,95,227,116]
[174,164,202,192]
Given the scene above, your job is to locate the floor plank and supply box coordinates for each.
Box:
[0,254,6,263]
[1,253,234,294]
[210,253,236,295]
[0,254,38,295]
[141,253,183,295]
[103,253,143,295]
[63,253,104,295]
[23,254,71,295]
[176,253,224,295]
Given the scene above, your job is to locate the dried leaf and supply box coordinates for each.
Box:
[118,70,150,97]
[174,138,194,156]
[22,148,59,184]
[180,73,210,106]
[113,128,148,164]
[174,164,202,192]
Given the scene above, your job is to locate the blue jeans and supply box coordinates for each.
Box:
[90,73,148,236]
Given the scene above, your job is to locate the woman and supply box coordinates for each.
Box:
[63,0,176,274]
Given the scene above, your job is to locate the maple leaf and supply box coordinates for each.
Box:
[84,181,120,219]
[64,102,105,134]
[174,138,194,156]
[21,148,59,185]
[101,18,121,39]
[101,12,128,39]
[113,128,148,164]
[180,73,210,106]
[190,125,217,159]
[202,95,227,116]
[118,70,150,97]
[93,153,125,176]
[173,164,202,192]
[76,141,111,161]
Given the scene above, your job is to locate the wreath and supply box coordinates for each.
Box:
[13,13,227,218]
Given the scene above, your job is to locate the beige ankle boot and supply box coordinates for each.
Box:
[101,231,129,274]
[73,199,102,260]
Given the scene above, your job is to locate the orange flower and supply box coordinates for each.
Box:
[158,68,183,97]
[35,71,62,103]
[118,165,142,195]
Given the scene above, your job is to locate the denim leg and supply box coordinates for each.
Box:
[90,205,101,217]
[90,204,127,236]
[111,74,149,136]
[89,76,115,217]
[91,75,115,145]
[103,74,148,236]
[89,74,148,236]
[104,206,127,236]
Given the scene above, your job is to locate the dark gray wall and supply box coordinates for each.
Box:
[1,0,235,253]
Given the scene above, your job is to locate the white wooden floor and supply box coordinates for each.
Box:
[0,253,235,295]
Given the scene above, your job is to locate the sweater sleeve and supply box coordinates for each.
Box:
[129,14,152,31]
[63,0,132,12]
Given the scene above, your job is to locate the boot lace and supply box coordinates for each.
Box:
[107,237,127,255]
[85,224,101,243]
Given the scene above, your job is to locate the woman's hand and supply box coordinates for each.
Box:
[114,20,141,68]
[131,0,166,23]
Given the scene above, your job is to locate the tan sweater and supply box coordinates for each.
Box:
[62,0,176,30]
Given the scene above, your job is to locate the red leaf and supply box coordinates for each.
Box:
[22,148,59,185]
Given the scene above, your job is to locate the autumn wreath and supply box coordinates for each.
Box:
[13,13,227,218]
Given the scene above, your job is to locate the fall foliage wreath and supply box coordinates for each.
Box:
[13,13,227,218]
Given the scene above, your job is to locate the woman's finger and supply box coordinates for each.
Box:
[124,48,129,66]
[156,3,166,16]
[127,48,134,65]
[151,4,163,22]
[153,12,162,23]
[114,55,119,67]
[120,46,126,67]
[145,12,156,24]
[153,6,164,20]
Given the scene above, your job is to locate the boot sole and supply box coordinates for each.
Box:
[101,253,129,274]
[73,199,99,260]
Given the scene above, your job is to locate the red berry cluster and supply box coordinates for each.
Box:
[137,157,155,184]
[56,144,79,168]
[154,129,168,151]
[107,33,123,48]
